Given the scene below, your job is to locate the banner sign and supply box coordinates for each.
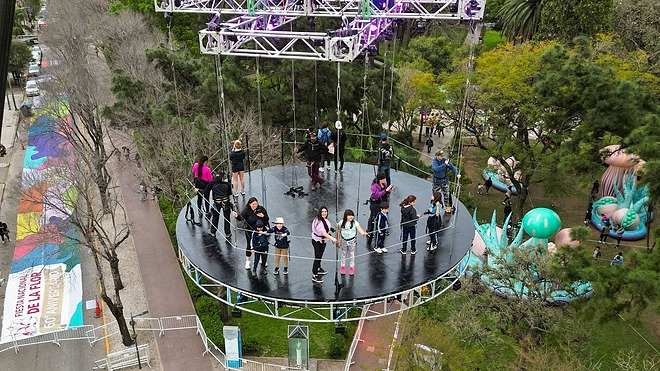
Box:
[223,326,242,368]
[1,106,83,343]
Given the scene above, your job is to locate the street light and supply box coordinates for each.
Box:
[129,310,149,369]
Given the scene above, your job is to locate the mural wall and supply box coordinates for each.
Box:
[1,106,83,343]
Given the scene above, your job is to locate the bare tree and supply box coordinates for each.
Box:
[21,148,134,346]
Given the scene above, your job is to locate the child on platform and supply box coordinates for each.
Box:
[399,195,420,255]
[251,220,270,274]
[425,192,444,252]
[337,209,367,275]
[268,217,291,275]
[375,203,390,254]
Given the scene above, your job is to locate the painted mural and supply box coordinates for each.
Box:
[1,105,83,343]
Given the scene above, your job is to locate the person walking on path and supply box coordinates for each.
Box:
[425,137,434,154]
[599,215,611,245]
[192,155,214,222]
[367,174,393,249]
[317,123,333,172]
[610,251,624,266]
[332,128,347,171]
[399,195,419,255]
[615,226,625,248]
[337,209,367,276]
[235,197,270,270]
[311,206,337,283]
[0,221,9,243]
[377,133,394,186]
[431,150,458,209]
[251,221,270,275]
[592,246,602,259]
[297,130,326,190]
[230,140,246,196]
[209,172,233,238]
[268,217,291,275]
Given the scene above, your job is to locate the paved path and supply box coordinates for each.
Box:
[349,304,401,371]
[113,153,214,371]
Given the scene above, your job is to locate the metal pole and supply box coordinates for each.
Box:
[0,0,18,142]
[280,127,284,166]
[130,310,148,369]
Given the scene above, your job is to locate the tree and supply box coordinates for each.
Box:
[396,67,442,145]
[537,0,614,42]
[497,0,543,42]
[613,0,660,68]
[22,143,134,346]
[8,41,31,82]
[402,35,453,75]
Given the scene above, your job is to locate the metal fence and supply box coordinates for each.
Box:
[344,306,369,371]
[93,344,152,370]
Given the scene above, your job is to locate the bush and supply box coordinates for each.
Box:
[327,333,347,359]
[195,296,225,345]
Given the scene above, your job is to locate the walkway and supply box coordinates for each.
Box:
[349,305,401,371]
[112,148,213,371]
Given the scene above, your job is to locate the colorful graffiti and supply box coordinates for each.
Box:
[1,104,83,343]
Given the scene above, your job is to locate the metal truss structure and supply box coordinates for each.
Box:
[157,0,485,61]
[179,245,470,323]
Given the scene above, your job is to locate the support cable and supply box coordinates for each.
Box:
[256,57,267,207]
[386,29,397,136]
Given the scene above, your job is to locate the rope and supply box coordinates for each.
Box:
[214,55,233,176]
[290,58,297,187]
[255,57,267,208]
[356,54,369,215]
[386,29,397,135]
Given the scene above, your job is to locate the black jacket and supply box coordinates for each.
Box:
[400,205,418,227]
[297,138,325,162]
[229,150,246,171]
[331,130,347,150]
[210,179,232,203]
[238,206,269,230]
[378,143,393,166]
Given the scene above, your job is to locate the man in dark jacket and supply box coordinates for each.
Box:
[431,150,458,208]
[208,172,233,237]
[331,129,347,171]
[297,131,326,190]
[377,133,394,186]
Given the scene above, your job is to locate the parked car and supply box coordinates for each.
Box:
[25,80,40,97]
[28,63,40,77]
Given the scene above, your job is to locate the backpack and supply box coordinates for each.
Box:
[318,128,331,145]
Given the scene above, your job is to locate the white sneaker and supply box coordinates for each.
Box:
[374,247,383,254]
[382,247,388,253]
[245,259,251,269]
[320,167,325,173]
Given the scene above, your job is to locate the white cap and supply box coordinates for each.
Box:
[274,217,285,224]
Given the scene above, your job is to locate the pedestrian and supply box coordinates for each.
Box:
[0,221,9,243]
[192,155,214,222]
[235,197,270,270]
[436,123,445,137]
[425,137,434,154]
[484,177,492,194]
[477,183,485,195]
[331,128,347,171]
[503,200,512,219]
[399,195,419,255]
[374,203,390,254]
[251,221,270,274]
[377,133,394,186]
[615,226,625,248]
[592,246,602,259]
[610,251,624,266]
[425,192,444,251]
[268,217,290,275]
[590,180,599,201]
[297,130,325,191]
[599,215,611,245]
[337,209,367,275]
[209,171,233,238]
[431,150,458,208]
[503,186,513,204]
[311,206,337,283]
[584,200,593,225]
[230,140,246,196]
[317,123,332,172]
[366,174,393,248]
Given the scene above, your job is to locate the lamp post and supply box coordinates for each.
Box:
[129,310,149,369]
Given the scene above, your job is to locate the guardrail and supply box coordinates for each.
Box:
[93,344,152,371]
[343,305,369,371]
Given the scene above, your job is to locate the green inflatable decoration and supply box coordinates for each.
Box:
[522,208,561,239]
[622,209,638,229]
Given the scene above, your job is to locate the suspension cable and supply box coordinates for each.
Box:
[356,53,369,215]
[214,55,233,176]
[290,59,297,187]
[256,57,267,207]
[386,29,397,135]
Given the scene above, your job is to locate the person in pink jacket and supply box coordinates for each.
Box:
[192,155,214,221]
[311,206,337,283]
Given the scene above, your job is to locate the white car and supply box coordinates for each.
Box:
[28,63,40,77]
[31,51,41,65]
[25,80,40,97]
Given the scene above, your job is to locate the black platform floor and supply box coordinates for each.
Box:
[176,162,474,302]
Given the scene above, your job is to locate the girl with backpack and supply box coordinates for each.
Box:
[337,209,367,275]
[191,155,214,222]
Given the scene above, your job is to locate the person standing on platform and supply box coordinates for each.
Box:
[230,140,246,196]
[377,133,394,186]
[268,217,291,275]
[374,203,390,254]
[425,192,444,252]
[209,171,233,238]
[400,195,420,255]
[431,150,458,208]
[425,137,434,154]
[297,131,326,191]
[317,123,332,172]
[251,221,270,274]
[235,197,270,270]
[311,206,337,283]
[337,209,367,275]
[331,128,347,171]
[192,155,214,222]
[367,174,393,248]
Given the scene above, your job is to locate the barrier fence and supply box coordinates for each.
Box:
[0,314,307,370]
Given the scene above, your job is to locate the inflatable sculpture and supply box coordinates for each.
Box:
[598,145,645,198]
[463,208,592,304]
[591,175,650,240]
[482,156,521,194]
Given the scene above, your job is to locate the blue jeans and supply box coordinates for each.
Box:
[401,226,416,251]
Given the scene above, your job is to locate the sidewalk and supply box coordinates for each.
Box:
[113,147,213,371]
[349,305,402,371]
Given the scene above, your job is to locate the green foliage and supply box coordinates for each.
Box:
[614,0,660,60]
[327,333,347,359]
[402,35,453,75]
[195,295,225,346]
[497,0,543,42]
[481,30,505,51]
[537,0,613,42]
[8,41,32,81]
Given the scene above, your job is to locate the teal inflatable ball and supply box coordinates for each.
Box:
[522,208,562,239]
